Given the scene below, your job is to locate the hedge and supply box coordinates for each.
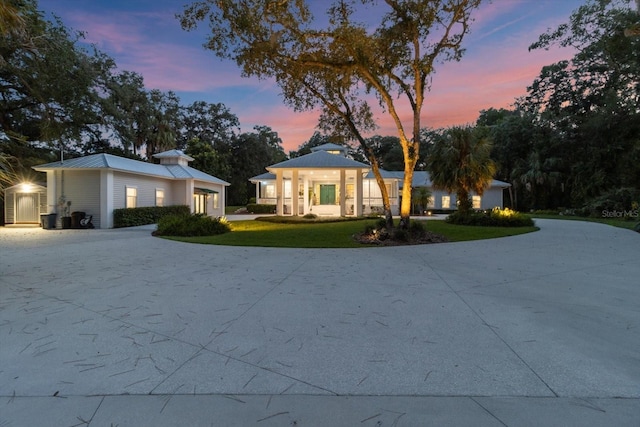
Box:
[246,203,276,214]
[446,208,534,227]
[113,205,191,228]
[155,214,231,237]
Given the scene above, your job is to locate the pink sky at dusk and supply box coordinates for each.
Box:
[39,0,586,153]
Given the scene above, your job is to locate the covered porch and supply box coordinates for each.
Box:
[255,150,371,217]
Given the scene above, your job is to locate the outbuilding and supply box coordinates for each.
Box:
[3,183,47,225]
[32,150,229,229]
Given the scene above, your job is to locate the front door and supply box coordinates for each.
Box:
[319,184,335,205]
[16,193,39,223]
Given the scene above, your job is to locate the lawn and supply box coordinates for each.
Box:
[163,218,539,248]
[529,213,639,231]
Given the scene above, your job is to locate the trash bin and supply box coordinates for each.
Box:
[40,213,57,229]
[71,211,86,229]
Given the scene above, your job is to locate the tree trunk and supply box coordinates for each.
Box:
[457,190,472,215]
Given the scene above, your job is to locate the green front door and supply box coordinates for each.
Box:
[319,184,336,205]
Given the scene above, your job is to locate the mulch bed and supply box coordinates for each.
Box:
[353,230,449,246]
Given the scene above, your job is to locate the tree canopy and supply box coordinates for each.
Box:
[510,0,640,211]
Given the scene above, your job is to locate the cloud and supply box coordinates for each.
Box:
[65,9,254,92]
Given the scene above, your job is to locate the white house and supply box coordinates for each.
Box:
[32,149,229,229]
[250,143,509,216]
[250,144,398,216]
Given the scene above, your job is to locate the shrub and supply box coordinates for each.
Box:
[113,205,190,228]
[155,214,231,237]
[409,220,426,236]
[302,213,317,219]
[446,208,534,227]
[246,203,276,214]
[392,228,409,241]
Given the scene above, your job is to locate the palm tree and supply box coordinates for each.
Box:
[427,126,496,216]
[0,1,26,37]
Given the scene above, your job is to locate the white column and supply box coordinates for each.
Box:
[186,180,195,213]
[339,169,346,216]
[100,170,114,229]
[292,169,299,216]
[46,171,57,214]
[303,176,310,215]
[355,170,364,216]
[275,170,284,215]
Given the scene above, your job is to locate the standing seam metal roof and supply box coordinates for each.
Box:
[267,150,370,170]
[33,153,229,185]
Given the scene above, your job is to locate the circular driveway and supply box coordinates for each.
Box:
[1,219,639,426]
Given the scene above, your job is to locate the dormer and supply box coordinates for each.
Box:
[153,149,194,166]
[310,143,348,157]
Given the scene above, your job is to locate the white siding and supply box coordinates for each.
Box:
[4,192,15,224]
[113,172,173,210]
[56,170,102,228]
[479,188,505,210]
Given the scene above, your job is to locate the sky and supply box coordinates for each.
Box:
[38,0,588,153]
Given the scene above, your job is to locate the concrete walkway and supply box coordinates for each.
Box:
[0,219,638,426]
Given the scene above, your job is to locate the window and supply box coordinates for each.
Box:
[345,184,354,199]
[213,192,219,209]
[472,195,481,209]
[264,184,275,198]
[126,186,137,208]
[441,195,450,209]
[155,189,165,207]
[193,193,207,214]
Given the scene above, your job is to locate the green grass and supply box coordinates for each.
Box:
[162,218,539,248]
[529,213,639,231]
[427,221,539,242]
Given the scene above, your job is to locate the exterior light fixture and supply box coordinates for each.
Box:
[20,182,33,192]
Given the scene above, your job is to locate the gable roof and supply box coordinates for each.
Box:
[267,150,369,170]
[33,153,229,185]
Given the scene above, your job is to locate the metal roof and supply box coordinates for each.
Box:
[310,143,348,153]
[152,149,194,161]
[33,153,229,185]
[267,150,369,170]
[249,172,276,182]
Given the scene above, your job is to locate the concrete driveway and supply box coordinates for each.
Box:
[0,219,638,426]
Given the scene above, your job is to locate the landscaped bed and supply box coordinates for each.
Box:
[160,217,539,248]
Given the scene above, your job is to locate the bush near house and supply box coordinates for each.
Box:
[113,205,190,228]
[447,208,534,227]
[154,213,231,237]
[246,203,276,214]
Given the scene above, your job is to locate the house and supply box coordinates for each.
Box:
[403,171,510,211]
[32,150,229,229]
[250,143,398,216]
[3,182,47,225]
[250,143,510,216]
